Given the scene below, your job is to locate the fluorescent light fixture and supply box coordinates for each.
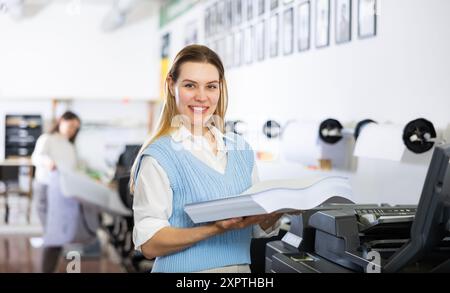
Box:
[0,0,24,19]
[101,0,136,32]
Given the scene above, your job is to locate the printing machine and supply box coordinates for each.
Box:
[267,143,450,273]
[266,204,419,273]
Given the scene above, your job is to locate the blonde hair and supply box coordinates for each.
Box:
[129,44,229,194]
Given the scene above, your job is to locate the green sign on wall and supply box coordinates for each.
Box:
[160,0,201,28]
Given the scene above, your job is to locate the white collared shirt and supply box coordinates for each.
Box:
[31,133,79,185]
[133,125,280,251]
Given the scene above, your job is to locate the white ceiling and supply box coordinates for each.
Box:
[0,0,166,31]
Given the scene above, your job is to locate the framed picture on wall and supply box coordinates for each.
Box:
[244,25,255,64]
[315,0,330,48]
[256,19,266,61]
[211,1,218,36]
[282,7,294,55]
[270,0,279,11]
[234,0,243,26]
[217,0,225,34]
[269,13,279,57]
[224,0,232,29]
[214,39,223,60]
[298,1,311,52]
[335,0,352,44]
[358,0,377,38]
[184,21,198,46]
[234,30,245,67]
[258,0,265,16]
[161,33,170,59]
[225,33,234,68]
[246,0,254,21]
[217,38,225,61]
[204,7,210,38]
[212,40,218,55]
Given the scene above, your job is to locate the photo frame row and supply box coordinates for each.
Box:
[205,0,244,38]
[205,0,376,67]
[205,0,376,41]
[205,0,300,38]
[315,0,377,48]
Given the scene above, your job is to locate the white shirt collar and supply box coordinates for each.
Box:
[170,124,235,154]
[170,124,194,143]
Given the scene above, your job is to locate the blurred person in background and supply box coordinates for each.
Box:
[31,111,82,273]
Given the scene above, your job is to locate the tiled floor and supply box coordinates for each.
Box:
[0,235,125,273]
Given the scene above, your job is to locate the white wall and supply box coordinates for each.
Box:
[162,0,450,129]
[0,0,161,99]
[226,0,450,129]
[160,0,450,205]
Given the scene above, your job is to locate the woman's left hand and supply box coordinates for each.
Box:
[213,213,283,232]
[256,212,284,231]
[227,212,283,231]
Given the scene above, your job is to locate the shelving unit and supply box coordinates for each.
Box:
[1,114,41,226]
[5,114,42,158]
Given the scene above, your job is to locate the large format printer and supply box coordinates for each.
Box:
[266,144,450,273]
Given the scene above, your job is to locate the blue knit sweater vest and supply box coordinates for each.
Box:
[134,133,255,272]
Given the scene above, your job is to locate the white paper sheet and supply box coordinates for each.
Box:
[251,177,353,213]
[281,121,321,166]
[353,123,405,161]
[184,176,353,223]
[59,169,131,216]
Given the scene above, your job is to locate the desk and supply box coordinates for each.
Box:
[0,158,35,224]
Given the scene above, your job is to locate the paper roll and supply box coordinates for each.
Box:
[353,123,405,161]
[281,121,321,166]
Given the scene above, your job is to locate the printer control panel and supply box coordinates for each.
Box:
[355,207,417,232]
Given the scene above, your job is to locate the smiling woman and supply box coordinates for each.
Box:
[168,62,221,135]
[128,44,282,273]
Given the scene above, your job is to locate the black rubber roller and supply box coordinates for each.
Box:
[319,118,343,144]
[262,120,282,139]
[402,118,436,154]
[225,120,237,134]
[225,120,246,135]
